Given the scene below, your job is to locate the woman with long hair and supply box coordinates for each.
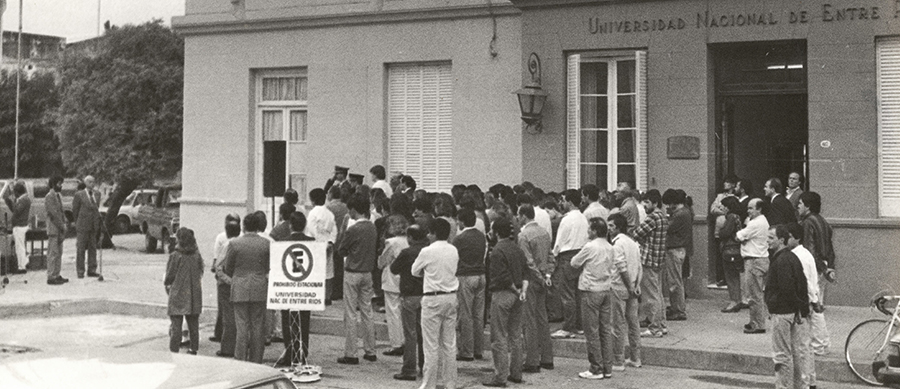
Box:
[165,227,204,355]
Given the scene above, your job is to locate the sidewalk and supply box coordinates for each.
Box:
[0,233,880,384]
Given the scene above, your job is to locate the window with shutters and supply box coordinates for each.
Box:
[254,69,309,215]
[387,62,453,192]
[878,37,900,217]
[567,52,647,192]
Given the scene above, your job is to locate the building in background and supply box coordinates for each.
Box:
[175,0,900,305]
[1,31,65,77]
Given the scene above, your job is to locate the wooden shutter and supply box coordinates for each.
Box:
[566,54,581,189]
[878,37,900,217]
[388,63,453,192]
[635,50,648,192]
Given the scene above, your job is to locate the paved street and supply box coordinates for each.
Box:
[0,314,865,389]
[0,232,877,388]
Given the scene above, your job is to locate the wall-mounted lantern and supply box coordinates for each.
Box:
[514,52,548,134]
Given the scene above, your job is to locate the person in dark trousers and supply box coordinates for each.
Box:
[45,176,68,284]
[764,224,811,389]
[72,175,102,278]
[211,213,240,355]
[764,178,797,227]
[165,228,204,355]
[390,224,429,381]
[337,193,379,364]
[223,213,270,363]
[483,217,529,387]
[274,212,315,367]
[662,189,690,321]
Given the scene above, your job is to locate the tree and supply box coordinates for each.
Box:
[0,71,64,178]
[54,20,183,246]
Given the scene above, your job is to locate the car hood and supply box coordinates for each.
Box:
[0,347,285,389]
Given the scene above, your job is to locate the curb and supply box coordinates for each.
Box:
[1,298,856,384]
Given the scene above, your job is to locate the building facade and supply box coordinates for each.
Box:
[175,0,900,305]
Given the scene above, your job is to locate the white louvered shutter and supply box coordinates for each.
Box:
[566,54,581,189]
[388,63,453,192]
[878,37,900,217]
[635,50,648,192]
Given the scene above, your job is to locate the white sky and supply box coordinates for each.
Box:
[1,0,185,43]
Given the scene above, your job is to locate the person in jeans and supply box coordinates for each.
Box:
[517,204,555,373]
[165,228,204,355]
[453,208,487,361]
[390,224,429,381]
[411,218,459,389]
[608,213,642,371]
[337,193,379,364]
[483,218,528,387]
[662,189,691,321]
[632,190,669,338]
[572,218,621,380]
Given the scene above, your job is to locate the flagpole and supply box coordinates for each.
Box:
[13,0,22,179]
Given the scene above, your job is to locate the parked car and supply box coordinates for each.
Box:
[0,178,81,233]
[0,346,297,388]
[134,185,181,253]
[100,188,156,234]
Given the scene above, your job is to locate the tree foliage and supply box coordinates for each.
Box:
[0,71,63,178]
[54,20,183,243]
[55,20,183,187]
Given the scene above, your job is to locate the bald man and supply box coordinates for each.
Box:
[72,175,102,278]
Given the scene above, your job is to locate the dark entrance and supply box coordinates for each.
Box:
[710,40,808,284]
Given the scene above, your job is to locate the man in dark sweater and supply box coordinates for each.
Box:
[765,224,811,389]
[337,193,378,365]
[483,218,529,387]
[662,189,691,321]
[453,208,487,361]
[389,224,429,381]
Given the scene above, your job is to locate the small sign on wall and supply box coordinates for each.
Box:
[667,136,700,159]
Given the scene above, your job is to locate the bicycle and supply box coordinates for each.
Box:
[845,294,900,386]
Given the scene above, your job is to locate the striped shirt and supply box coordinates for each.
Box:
[632,208,669,269]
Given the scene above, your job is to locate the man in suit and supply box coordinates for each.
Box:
[45,176,69,285]
[223,212,271,363]
[72,175,102,278]
[324,166,349,194]
[785,172,804,217]
[764,178,797,227]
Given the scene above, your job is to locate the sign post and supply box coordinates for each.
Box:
[268,241,326,383]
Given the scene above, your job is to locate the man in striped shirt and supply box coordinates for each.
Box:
[632,190,668,338]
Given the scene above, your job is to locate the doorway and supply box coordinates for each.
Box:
[711,40,808,284]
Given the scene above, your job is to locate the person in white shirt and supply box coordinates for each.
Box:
[550,189,590,339]
[581,184,610,222]
[736,198,770,334]
[518,193,552,239]
[378,215,410,356]
[607,213,643,371]
[370,165,393,198]
[786,222,821,389]
[411,218,459,389]
[305,188,337,304]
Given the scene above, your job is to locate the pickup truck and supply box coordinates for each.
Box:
[134,185,180,253]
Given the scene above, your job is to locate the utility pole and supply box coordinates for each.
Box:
[13,0,22,179]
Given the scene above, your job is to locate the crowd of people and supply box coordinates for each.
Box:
[174,164,835,389]
[2,165,834,389]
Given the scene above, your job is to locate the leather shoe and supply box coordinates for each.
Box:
[215,351,233,358]
[209,336,221,342]
[383,347,404,356]
[666,313,687,321]
[77,274,85,279]
[47,278,66,285]
[363,353,377,362]
[456,356,474,362]
[721,304,741,313]
[736,302,750,310]
[337,357,359,365]
[87,272,101,278]
[507,376,523,384]
[540,363,555,370]
[482,381,507,387]
[393,373,417,381]
[11,268,27,275]
[743,323,753,331]
[474,354,484,360]
[743,328,766,334]
[522,365,541,373]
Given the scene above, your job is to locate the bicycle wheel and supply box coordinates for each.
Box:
[845,318,893,386]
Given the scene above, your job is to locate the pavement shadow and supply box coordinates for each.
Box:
[690,374,771,388]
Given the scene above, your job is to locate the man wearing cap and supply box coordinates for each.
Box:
[325,166,349,193]
[348,173,364,190]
